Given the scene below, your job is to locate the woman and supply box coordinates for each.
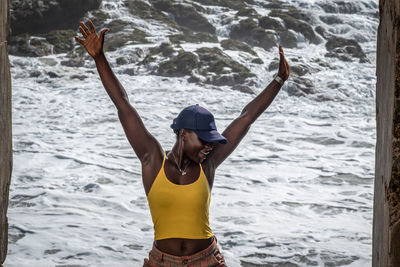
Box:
[75,20,290,266]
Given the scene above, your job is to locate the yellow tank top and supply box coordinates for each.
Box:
[146,152,214,240]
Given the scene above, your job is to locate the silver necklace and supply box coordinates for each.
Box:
[169,152,190,175]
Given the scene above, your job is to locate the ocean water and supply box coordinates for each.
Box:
[5,0,377,266]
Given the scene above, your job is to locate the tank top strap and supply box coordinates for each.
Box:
[162,151,167,169]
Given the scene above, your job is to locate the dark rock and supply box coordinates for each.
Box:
[47,71,59,78]
[157,51,198,77]
[150,42,174,57]
[30,70,41,78]
[86,9,109,29]
[258,16,284,32]
[83,183,100,193]
[8,34,52,57]
[195,47,255,85]
[125,0,180,30]
[318,1,362,14]
[131,28,150,44]
[70,75,88,80]
[236,8,258,17]
[61,57,85,67]
[104,19,130,33]
[45,30,76,54]
[319,15,343,25]
[315,26,332,39]
[232,84,254,94]
[192,0,247,10]
[151,1,216,34]
[325,37,369,63]
[220,39,257,55]
[230,19,277,51]
[291,64,310,76]
[116,57,128,65]
[268,59,279,71]
[169,28,218,44]
[251,58,263,64]
[285,77,316,97]
[279,30,297,48]
[10,0,102,35]
[122,68,135,76]
[104,34,132,52]
[269,9,319,44]
[260,0,287,9]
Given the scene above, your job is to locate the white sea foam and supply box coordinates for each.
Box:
[5,0,377,266]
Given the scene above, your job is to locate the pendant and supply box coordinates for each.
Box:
[182,171,186,175]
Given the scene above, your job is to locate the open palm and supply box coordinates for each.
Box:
[75,20,109,58]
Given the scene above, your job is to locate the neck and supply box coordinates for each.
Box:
[170,143,190,169]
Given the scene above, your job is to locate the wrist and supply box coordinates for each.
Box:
[273,74,284,86]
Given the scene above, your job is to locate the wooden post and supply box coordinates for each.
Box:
[0,0,11,265]
[373,0,400,266]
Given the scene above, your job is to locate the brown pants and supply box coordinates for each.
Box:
[143,237,227,267]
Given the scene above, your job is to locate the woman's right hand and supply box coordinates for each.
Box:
[74,20,109,59]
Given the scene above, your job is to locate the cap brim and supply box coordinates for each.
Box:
[194,129,228,144]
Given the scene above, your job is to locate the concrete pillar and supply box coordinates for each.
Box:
[373,0,400,266]
[0,0,11,265]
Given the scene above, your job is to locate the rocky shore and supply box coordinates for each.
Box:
[7,0,374,94]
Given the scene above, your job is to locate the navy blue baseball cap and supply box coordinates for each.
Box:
[171,104,228,144]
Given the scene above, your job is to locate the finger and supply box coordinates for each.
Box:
[74,36,85,45]
[80,21,90,35]
[79,26,88,38]
[99,28,110,42]
[88,20,96,33]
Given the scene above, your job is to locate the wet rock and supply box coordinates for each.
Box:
[61,57,85,68]
[10,0,102,35]
[192,0,247,10]
[122,68,135,76]
[269,9,319,44]
[232,84,254,94]
[30,70,41,78]
[220,39,257,56]
[268,58,279,71]
[83,183,100,192]
[315,26,332,39]
[325,37,369,63]
[291,64,310,76]
[258,16,284,32]
[319,15,343,25]
[251,58,263,64]
[116,57,128,65]
[131,28,150,44]
[45,30,76,54]
[8,34,52,57]
[47,71,59,78]
[104,34,132,52]
[285,77,316,97]
[195,47,255,86]
[278,30,297,48]
[236,8,258,17]
[230,18,277,51]
[151,1,216,34]
[318,1,363,14]
[104,19,130,33]
[157,51,198,77]
[150,42,174,57]
[86,9,109,29]
[169,28,218,44]
[125,0,180,30]
[70,75,88,80]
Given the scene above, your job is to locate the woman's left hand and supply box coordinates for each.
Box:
[277,45,290,81]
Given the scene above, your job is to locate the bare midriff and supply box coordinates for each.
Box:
[155,236,214,256]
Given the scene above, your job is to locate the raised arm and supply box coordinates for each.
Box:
[75,21,162,163]
[209,45,290,168]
